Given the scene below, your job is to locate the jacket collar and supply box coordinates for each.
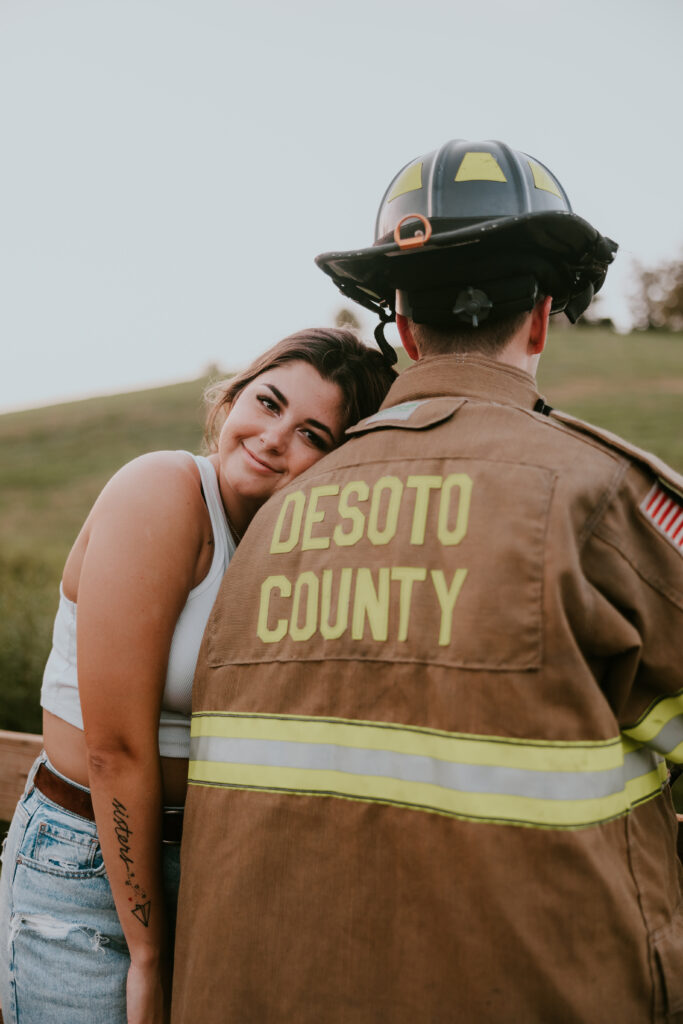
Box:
[382,352,543,412]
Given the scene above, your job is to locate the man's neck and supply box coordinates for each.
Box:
[492,341,541,378]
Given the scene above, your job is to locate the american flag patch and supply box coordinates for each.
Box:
[640,482,683,550]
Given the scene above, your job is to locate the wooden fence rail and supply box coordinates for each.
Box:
[0,730,43,821]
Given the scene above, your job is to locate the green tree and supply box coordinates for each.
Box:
[334,306,362,331]
[630,256,683,331]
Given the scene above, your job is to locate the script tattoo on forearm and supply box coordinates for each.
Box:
[112,798,151,928]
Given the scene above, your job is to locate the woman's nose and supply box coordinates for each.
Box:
[260,421,289,451]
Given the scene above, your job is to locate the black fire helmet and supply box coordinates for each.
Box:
[315,139,617,363]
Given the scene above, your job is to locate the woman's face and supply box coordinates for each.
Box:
[217,360,346,526]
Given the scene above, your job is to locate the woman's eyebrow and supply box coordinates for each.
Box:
[263,383,335,440]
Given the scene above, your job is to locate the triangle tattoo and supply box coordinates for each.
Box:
[132,901,151,927]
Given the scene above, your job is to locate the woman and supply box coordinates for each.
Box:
[0,328,396,1024]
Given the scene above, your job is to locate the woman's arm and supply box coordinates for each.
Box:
[76,453,208,1024]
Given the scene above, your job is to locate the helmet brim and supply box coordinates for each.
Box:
[316,210,616,315]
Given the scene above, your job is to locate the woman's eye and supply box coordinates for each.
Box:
[302,429,328,451]
[258,394,278,412]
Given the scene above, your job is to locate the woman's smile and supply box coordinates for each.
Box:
[240,442,284,475]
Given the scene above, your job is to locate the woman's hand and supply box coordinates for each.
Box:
[126,959,169,1024]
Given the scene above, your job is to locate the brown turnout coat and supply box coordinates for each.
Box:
[173,354,683,1024]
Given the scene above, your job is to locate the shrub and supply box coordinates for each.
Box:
[0,550,58,733]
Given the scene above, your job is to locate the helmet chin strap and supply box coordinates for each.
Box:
[374,306,398,365]
[395,290,412,318]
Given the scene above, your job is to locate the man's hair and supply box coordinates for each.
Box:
[410,309,532,358]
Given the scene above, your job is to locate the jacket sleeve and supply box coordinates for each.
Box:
[581,458,683,763]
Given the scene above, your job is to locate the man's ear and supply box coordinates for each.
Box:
[528,295,552,356]
[396,314,419,361]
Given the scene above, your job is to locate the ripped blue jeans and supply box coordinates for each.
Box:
[0,752,181,1023]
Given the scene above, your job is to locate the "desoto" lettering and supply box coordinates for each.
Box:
[269,474,472,554]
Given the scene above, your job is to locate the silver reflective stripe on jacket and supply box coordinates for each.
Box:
[188,712,667,829]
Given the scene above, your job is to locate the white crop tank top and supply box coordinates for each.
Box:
[40,453,235,758]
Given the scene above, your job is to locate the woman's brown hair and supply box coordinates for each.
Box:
[203,327,397,453]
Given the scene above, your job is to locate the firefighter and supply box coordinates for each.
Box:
[172,139,683,1024]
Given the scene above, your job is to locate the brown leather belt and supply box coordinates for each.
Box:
[33,762,184,844]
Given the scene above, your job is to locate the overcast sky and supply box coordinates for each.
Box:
[1,0,682,412]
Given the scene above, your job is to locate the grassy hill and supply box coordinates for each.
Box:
[1,327,682,732]
[0,376,212,731]
[536,327,683,470]
[0,377,211,572]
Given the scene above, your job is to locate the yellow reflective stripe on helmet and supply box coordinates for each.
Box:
[387,161,423,203]
[454,152,507,183]
[622,690,683,762]
[188,713,665,830]
[527,158,562,198]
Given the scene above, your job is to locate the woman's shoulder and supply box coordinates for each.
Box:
[117,448,200,476]
[63,452,210,600]
[102,450,202,497]
[81,451,207,539]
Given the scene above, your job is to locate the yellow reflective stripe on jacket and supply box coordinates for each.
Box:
[622,690,683,763]
[189,713,666,829]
